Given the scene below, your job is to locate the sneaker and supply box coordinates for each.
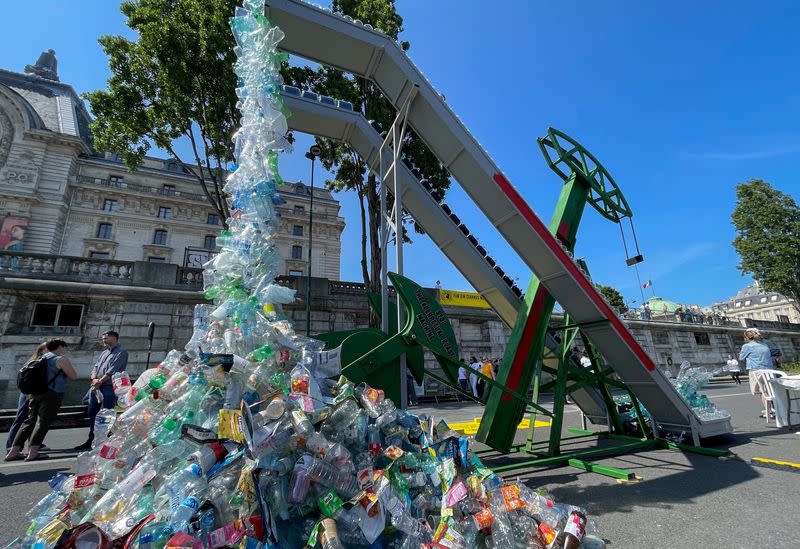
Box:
[73,440,92,452]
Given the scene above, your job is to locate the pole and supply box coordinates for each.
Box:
[145,321,155,370]
[305,146,320,336]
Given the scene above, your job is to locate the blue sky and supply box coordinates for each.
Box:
[2,0,798,307]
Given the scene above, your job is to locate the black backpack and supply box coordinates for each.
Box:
[17,355,62,395]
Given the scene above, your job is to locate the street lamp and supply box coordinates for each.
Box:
[305,145,321,336]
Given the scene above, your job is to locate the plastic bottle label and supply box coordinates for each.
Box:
[113,376,131,391]
[74,474,96,489]
[99,443,119,460]
[181,497,201,511]
[473,508,493,530]
[500,484,526,511]
[564,512,586,539]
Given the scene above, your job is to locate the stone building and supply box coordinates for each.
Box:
[712,282,799,324]
[0,51,344,276]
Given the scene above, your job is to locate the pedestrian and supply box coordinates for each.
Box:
[5,339,77,461]
[726,354,741,385]
[641,303,651,320]
[763,338,784,369]
[569,346,581,365]
[739,328,772,371]
[6,342,47,452]
[435,280,442,290]
[580,352,593,369]
[469,356,481,398]
[405,372,417,406]
[74,330,128,451]
[457,360,469,400]
[674,307,683,322]
[481,357,495,400]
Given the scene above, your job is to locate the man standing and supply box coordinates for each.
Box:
[468,356,481,398]
[74,330,128,451]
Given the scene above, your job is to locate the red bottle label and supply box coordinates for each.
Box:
[74,474,96,489]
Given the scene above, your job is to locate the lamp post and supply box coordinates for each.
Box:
[305,145,321,336]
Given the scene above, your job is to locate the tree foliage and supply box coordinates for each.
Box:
[596,284,627,313]
[732,179,800,313]
[281,0,450,294]
[85,0,239,224]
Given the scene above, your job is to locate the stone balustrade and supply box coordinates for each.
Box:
[0,251,203,290]
[74,174,208,202]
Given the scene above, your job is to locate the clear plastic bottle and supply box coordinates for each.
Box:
[92,409,117,449]
[112,372,132,408]
[488,488,516,548]
[299,454,360,499]
[319,518,343,549]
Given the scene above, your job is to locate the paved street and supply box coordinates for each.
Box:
[1,381,798,547]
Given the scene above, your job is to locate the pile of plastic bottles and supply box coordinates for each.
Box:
[10,3,609,548]
[670,365,729,421]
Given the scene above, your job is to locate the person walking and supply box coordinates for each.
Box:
[74,330,128,451]
[457,360,469,400]
[480,357,495,400]
[580,352,593,369]
[5,339,77,461]
[5,342,47,452]
[726,354,741,384]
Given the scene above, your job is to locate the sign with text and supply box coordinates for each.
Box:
[439,289,490,309]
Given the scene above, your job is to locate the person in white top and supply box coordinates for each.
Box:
[580,353,593,368]
[725,353,741,385]
[468,356,481,398]
[457,360,469,400]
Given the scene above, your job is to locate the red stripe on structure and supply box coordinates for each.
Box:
[492,172,655,372]
[503,287,548,401]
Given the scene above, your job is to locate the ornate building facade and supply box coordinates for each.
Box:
[0,52,344,277]
[712,282,800,324]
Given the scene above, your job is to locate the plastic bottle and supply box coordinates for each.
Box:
[250,417,293,459]
[319,518,343,549]
[562,509,587,549]
[299,454,361,499]
[170,495,202,533]
[488,488,516,548]
[112,372,132,408]
[92,409,117,449]
[155,464,206,510]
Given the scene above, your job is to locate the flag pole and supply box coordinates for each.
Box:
[633,263,646,304]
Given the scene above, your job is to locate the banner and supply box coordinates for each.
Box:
[0,217,28,251]
[438,289,490,309]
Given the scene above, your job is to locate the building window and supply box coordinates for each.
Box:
[652,330,670,345]
[694,332,710,346]
[203,235,216,250]
[153,229,168,245]
[89,251,110,259]
[102,199,118,212]
[289,269,303,276]
[771,295,778,302]
[207,213,220,225]
[157,206,172,219]
[294,205,305,214]
[293,225,304,236]
[760,297,767,303]
[744,300,751,306]
[31,303,84,327]
[163,184,176,196]
[96,223,113,239]
[735,302,742,308]
[148,257,166,263]
[291,245,303,259]
[108,175,124,186]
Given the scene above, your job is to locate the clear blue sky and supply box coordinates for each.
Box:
[2,0,798,307]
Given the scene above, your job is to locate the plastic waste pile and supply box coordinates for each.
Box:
[670,365,729,421]
[614,363,729,428]
[10,2,607,548]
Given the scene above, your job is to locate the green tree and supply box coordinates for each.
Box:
[282,0,450,296]
[85,0,239,225]
[732,179,800,314]
[596,284,627,313]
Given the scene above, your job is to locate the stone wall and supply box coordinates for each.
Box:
[2,271,799,407]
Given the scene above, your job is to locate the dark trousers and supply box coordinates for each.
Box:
[458,378,469,398]
[87,385,116,440]
[12,390,63,448]
[6,393,29,449]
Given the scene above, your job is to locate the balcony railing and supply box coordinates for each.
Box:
[75,175,208,203]
[0,251,203,290]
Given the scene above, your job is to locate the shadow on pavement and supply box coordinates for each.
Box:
[0,465,72,488]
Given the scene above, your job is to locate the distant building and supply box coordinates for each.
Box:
[0,51,344,277]
[712,282,799,324]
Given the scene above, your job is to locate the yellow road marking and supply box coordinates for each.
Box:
[450,418,552,434]
[752,457,800,469]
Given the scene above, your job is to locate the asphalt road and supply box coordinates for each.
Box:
[1,381,797,547]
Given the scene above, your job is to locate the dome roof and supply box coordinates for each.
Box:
[646,296,681,314]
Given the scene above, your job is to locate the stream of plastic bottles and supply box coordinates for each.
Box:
[9,2,608,548]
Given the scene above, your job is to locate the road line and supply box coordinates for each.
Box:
[0,456,74,469]
[752,457,800,469]
[708,392,752,399]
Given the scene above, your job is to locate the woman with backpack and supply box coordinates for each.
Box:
[5,339,77,461]
[5,342,47,451]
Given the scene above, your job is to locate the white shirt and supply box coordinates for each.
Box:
[580,356,592,368]
[726,358,739,372]
[458,366,467,380]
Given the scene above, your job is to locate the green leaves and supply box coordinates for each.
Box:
[732,179,800,312]
[596,284,627,312]
[85,0,240,223]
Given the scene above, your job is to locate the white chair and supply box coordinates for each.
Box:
[755,370,787,424]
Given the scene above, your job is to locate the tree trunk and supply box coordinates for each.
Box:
[365,173,382,327]
[357,188,370,288]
